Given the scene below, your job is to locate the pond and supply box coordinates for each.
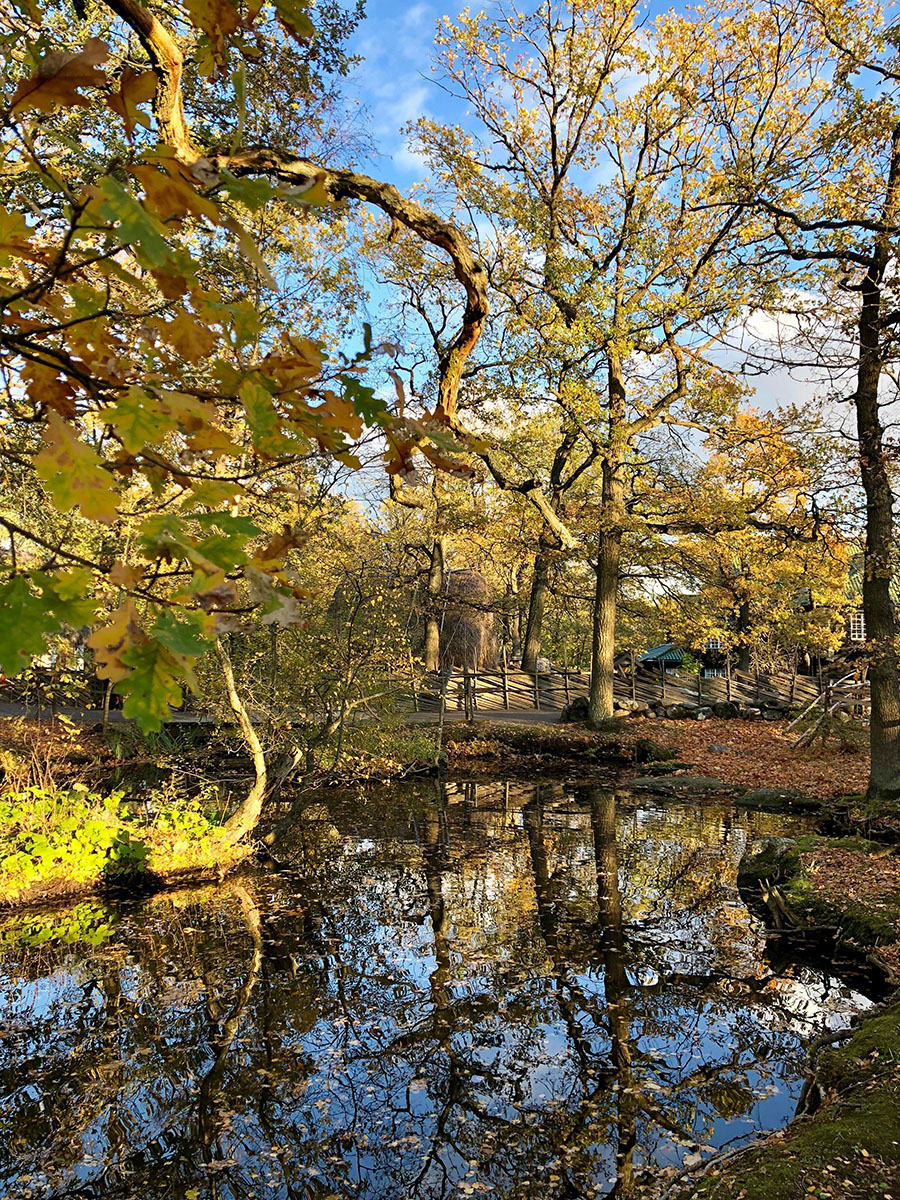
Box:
[0,779,877,1200]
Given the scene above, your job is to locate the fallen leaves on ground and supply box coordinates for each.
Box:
[643,718,869,798]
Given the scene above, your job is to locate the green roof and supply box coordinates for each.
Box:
[639,643,684,664]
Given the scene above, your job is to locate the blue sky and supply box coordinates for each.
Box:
[346,0,456,186]
[340,0,835,418]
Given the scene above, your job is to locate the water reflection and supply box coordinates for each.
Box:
[0,780,873,1200]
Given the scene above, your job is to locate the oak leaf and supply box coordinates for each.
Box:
[106,67,156,139]
[10,38,109,114]
[34,412,118,523]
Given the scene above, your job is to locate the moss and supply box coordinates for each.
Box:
[785,876,900,945]
[793,835,882,856]
[682,1003,900,1200]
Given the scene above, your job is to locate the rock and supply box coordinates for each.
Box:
[689,707,713,720]
[638,761,697,775]
[708,744,730,752]
[662,703,694,719]
[711,701,741,719]
[737,835,800,885]
[559,695,590,723]
[735,787,820,812]
[761,706,787,721]
[633,737,677,764]
[628,775,734,795]
[741,706,762,719]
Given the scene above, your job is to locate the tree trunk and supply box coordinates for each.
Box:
[589,347,627,725]
[589,787,636,1199]
[736,599,752,674]
[853,123,900,808]
[216,638,268,843]
[857,276,900,806]
[521,546,550,672]
[423,537,445,671]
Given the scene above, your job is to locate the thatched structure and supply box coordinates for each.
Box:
[439,569,498,669]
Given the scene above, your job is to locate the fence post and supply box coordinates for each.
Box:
[630,651,636,703]
[534,668,541,712]
[564,668,571,705]
[697,671,703,706]
[726,654,732,703]
[502,646,510,710]
[409,651,419,713]
[755,670,761,704]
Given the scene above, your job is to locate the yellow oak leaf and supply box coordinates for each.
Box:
[34,412,118,523]
[21,359,77,417]
[315,390,363,439]
[0,206,36,265]
[153,311,217,362]
[10,38,109,114]
[106,67,156,139]
[187,425,244,455]
[183,0,241,38]
[131,160,219,225]
[87,600,144,682]
[108,562,146,590]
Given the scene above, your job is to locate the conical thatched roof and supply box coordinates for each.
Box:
[440,568,497,670]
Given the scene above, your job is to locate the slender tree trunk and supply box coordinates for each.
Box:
[508,563,523,658]
[423,537,445,671]
[850,123,900,808]
[216,638,268,843]
[521,546,550,671]
[736,598,752,675]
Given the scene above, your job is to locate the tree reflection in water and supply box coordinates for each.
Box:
[0,780,874,1200]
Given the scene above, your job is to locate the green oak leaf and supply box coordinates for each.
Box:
[106,386,177,454]
[0,577,60,673]
[152,608,214,657]
[116,639,184,732]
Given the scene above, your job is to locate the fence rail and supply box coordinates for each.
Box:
[406,663,850,716]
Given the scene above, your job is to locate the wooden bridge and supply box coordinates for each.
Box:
[406,662,868,720]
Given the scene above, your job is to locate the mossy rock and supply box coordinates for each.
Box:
[633,737,677,764]
[734,787,821,812]
[628,775,734,795]
[737,836,801,886]
[784,876,900,946]
[682,1002,900,1200]
[637,761,697,776]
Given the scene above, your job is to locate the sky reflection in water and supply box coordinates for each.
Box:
[0,780,874,1200]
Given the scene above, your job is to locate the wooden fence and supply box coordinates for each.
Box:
[405,662,839,716]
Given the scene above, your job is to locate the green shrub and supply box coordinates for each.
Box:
[0,783,238,903]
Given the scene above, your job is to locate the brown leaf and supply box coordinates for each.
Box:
[11,38,109,114]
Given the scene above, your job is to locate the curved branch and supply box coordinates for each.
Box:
[100,0,489,425]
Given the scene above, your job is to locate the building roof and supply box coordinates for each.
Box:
[639,643,684,664]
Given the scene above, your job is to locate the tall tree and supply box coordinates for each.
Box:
[414,0,786,720]
[702,0,900,802]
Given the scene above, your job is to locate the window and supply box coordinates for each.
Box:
[849,611,866,642]
[704,637,724,651]
[702,667,727,678]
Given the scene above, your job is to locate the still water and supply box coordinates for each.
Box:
[0,780,875,1200]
